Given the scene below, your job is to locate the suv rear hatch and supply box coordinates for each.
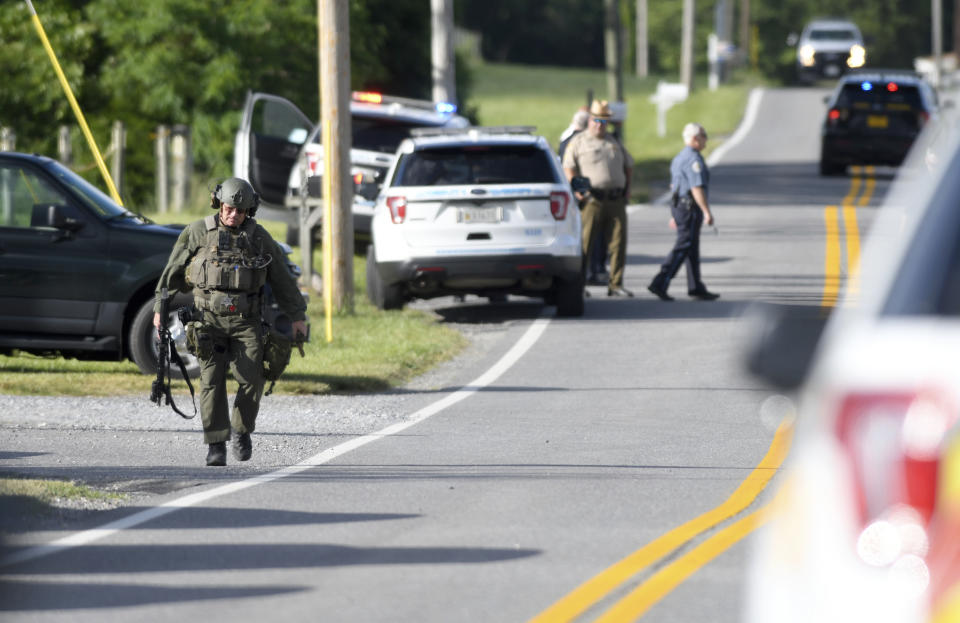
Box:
[386,145,569,250]
[829,81,929,136]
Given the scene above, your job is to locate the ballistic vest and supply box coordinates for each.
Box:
[186,215,270,315]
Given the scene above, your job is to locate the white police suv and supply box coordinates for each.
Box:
[366,127,584,317]
[233,90,468,243]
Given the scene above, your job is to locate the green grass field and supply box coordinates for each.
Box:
[469,62,762,201]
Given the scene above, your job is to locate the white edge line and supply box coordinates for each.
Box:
[706,87,765,167]
[1,315,553,568]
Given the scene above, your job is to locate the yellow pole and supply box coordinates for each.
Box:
[322,122,334,342]
[24,0,123,206]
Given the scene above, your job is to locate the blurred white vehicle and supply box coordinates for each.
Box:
[745,114,960,622]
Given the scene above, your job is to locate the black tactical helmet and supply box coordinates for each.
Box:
[213,177,260,217]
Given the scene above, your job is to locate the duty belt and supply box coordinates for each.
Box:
[591,187,625,200]
[193,290,260,316]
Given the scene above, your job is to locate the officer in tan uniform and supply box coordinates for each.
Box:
[153,178,307,466]
[562,100,635,296]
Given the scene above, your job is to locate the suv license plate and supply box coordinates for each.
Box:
[867,115,889,129]
[458,206,502,224]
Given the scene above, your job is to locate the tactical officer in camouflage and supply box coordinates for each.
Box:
[153,178,308,466]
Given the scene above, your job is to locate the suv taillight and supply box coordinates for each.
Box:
[549,190,570,220]
[834,390,957,580]
[837,391,954,526]
[386,196,407,224]
[827,108,842,125]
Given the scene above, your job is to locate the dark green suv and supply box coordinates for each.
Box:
[0,152,302,376]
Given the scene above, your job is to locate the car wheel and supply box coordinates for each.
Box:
[819,158,844,177]
[366,245,404,310]
[129,298,201,379]
[554,276,584,317]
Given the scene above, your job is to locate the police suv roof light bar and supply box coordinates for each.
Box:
[351,91,458,115]
[409,126,537,138]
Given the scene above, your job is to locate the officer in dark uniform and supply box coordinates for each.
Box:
[648,122,719,301]
[153,178,307,466]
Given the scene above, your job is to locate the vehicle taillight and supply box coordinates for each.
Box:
[834,390,957,588]
[386,196,407,224]
[353,173,364,186]
[306,146,322,175]
[837,391,954,526]
[828,108,841,124]
[549,191,570,220]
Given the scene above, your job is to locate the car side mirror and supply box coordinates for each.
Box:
[786,32,799,47]
[742,303,831,390]
[355,179,380,201]
[31,204,84,232]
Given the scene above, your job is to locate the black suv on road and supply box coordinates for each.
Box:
[0,152,302,376]
[820,70,939,175]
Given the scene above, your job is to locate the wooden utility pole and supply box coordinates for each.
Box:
[431,0,456,104]
[636,0,648,77]
[604,0,623,102]
[738,0,750,66]
[319,0,354,319]
[681,0,695,92]
[933,0,943,88]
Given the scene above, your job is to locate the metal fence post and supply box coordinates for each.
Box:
[155,125,169,213]
[171,125,192,213]
[110,120,126,201]
[58,126,72,165]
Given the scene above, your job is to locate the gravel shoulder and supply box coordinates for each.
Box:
[0,304,529,536]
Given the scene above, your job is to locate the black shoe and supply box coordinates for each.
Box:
[232,433,252,462]
[689,289,720,300]
[607,286,634,297]
[206,442,227,466]
[647,284,674,301]
[587,272,609,286]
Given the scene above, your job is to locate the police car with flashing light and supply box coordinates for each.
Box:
[820,70,939,175]
[233,91,469,245]
[366,126,584,317]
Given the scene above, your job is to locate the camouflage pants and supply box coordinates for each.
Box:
[196,311,264,444]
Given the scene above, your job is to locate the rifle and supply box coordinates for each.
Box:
[149,287,197,419]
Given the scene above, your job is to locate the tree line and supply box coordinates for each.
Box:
[1,0,955,208]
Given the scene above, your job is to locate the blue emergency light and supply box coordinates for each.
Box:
[435,102,458,114]
[861,81,873,91]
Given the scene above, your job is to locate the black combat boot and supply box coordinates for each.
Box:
[232,432,252,462]
[206,442,227,466]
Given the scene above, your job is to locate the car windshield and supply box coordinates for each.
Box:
[352,117,440,154]
[834,83,924,111]
[874,119,960,316]
[393,145,557,186]
[809,29,858,41]
[45,162,127,218]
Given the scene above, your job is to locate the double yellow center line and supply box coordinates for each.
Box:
[822,166,874,307]
[530,169,876,622]
[529,421,793,623]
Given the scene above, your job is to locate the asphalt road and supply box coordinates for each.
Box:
[0,86,895,622]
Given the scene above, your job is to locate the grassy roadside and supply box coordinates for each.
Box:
[0,218,466,396]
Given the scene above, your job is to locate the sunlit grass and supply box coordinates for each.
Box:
[470,61,764,200]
